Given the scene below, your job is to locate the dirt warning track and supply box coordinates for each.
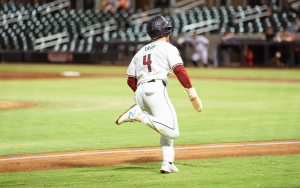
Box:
[1,140,299,173]
[1,70,300,83]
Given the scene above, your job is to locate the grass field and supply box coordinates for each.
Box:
[0,64,300,187]
[1,63,300,79]
[1,155,300,188]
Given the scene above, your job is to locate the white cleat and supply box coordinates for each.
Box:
[115,104,142,125]
[160,161,179,174]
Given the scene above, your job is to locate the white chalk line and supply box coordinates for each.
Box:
[1,141,300,161]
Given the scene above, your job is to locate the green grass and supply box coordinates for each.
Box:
[0,63,128,74]
[1,63,300,79]
[1,65,299,187]
[1,77,299,156]
[1,155,299,188]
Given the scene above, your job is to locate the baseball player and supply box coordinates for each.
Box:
[185,32,209,67]
[116,16,202,174]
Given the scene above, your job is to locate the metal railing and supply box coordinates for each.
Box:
[234,5,269,24]
[182,19,219,35]
[0,10,30,26]
[83,20,118,38]
[129,8,162,25]
[172,0,205,15]
[286,0,298,3]
[41,0,70,15]
[291,0,300,9]
[34,32,69,51]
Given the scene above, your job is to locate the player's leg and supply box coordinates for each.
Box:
[213,49,219,67]
[116,81,180,173]
[139,81,179,173]
[160,135,179,173]
[134,90,162,134]
[201,49,208,67]
[160,136,174,162]
[116,81,179,139]
[138,81,179,139]
[191,53,200,67]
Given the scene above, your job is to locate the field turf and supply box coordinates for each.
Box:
[1,63,300,79]
[1,155,300,188]
[0,64,299,187]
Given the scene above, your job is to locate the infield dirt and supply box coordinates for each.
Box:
[0,101,37,109]
[1,140,299,173]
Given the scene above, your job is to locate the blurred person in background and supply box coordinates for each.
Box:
[289,17,300,33]
[116,0,128,11]
[244,45,253,67]
[281,29,295,66]
[288,19,300,65]
[103,0,114,11]
[184,32,209,67]
[281,1,297,15]
[261,0,274,15]
[262,27,283,67]
[140,4,149,18]
[261,0,273,7]
[220,28,235,66]
[103,0,127,11]
[261,26,279,41]
[281,29,295,41]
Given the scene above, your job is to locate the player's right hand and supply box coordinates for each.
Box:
[184,87,202,112]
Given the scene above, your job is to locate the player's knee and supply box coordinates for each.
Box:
[167,130,179,140]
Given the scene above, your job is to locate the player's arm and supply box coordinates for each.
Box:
[205,41,210,46]
[173,65,202,112]
[168,46,202,112]
[126,55,138,92]
[203,37,209,46]
[127,76,138,92]
[173,65,192,89]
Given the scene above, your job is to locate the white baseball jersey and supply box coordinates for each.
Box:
[126,40,183,86]
[186,36,209,51]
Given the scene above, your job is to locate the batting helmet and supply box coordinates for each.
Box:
[147,16,172,40]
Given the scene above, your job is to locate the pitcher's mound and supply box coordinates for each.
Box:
[0,101,37,109]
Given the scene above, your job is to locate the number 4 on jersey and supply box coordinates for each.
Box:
[143,54,152,72]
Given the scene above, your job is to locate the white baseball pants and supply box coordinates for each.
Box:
[192,49,208,65]
[135,80,179,162]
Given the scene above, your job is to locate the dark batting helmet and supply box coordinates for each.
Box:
[147,16,172,40]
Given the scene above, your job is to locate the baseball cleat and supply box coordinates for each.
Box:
[160,161,179,174]
[115,104,142,125]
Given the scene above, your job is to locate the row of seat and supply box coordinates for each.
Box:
[0,3,299,52]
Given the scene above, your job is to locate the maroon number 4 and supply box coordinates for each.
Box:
[143,54,152,72]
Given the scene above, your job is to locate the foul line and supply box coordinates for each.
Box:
[1,141,300,161]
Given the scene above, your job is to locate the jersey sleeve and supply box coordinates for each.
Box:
[126,55,137,78]
[167,45,184,70]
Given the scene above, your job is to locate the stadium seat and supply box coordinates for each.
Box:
[0,3,297,52]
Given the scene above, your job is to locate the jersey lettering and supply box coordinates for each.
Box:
[143,54,152,72]
[145,45,156,52]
